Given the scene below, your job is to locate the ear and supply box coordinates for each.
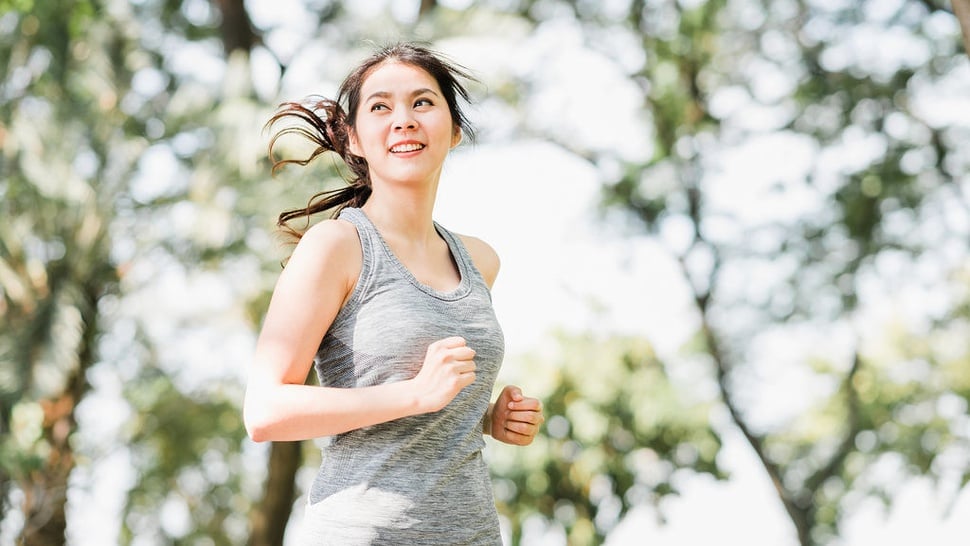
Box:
[451,126,463,149]
[348,128,363,156]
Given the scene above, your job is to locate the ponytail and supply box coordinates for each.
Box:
[264,97,371,241]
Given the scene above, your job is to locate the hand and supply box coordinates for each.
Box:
[488,385,544,446]
[412,336,477,413]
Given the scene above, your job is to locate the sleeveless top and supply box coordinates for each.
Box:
[299,207,505,545]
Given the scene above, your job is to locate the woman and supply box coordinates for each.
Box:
[243,43,544,544]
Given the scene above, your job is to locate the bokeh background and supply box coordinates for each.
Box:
[3,0,970,544]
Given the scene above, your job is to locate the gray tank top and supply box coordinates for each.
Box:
[300,207,505,545]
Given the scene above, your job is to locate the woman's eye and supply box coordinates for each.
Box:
[414,98,433,107]
[370,103,388,111]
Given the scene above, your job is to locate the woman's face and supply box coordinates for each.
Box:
[349,61,461,188]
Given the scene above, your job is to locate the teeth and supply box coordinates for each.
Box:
[390,143,424,153]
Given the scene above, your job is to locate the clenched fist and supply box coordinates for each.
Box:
[411,336,477,413]
[487,385,544,446]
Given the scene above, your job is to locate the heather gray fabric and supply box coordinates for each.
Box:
[300,207,505,545]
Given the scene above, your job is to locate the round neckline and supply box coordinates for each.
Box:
[350,208,471,301]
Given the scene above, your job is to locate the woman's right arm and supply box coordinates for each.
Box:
[243,220,476,442]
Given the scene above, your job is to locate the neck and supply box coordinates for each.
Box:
[361,180,439,243]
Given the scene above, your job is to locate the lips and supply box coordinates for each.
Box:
[389,142,426,153]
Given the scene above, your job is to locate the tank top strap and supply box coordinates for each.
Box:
[337,207,374,250]
[335,207,379,310]
[432,221,486,290]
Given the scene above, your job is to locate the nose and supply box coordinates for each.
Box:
[393,111,417,131]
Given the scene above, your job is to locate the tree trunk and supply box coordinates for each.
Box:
[419,0,437,18]
[18,283,100,545]
[248,441,304,546]
[248,361,317,544]
[20,380,77,546]
[953,0,970,55]
[213,0,257,54]
[20,340,92,543]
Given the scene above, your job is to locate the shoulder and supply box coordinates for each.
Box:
[299,216,360,247]
[293,217,360,259]
[456,234,501,289]
[283,218,362,293]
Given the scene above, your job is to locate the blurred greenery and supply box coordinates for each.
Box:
[1,1,969,545]
[489,333,723,544]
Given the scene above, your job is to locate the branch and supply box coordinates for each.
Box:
[676,162,813,544]
[690,280,812,546]
[803,351,862,494]
[669,180,812,543]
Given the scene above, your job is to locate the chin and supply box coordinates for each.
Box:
[380,167,442,186]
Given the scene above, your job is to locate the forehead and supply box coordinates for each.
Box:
[360,61,443,96]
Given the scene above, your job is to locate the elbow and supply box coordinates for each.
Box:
[245,417,271,443]
[243,397,273,443]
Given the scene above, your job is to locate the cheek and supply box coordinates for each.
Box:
[351,123,382,154]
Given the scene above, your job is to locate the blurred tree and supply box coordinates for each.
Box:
[0,0,135,543]
[0,0,303,542]
[120,370,250,545]
[89,0,326,542]
[489,333,724,545]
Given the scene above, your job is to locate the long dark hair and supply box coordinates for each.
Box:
[265,42,477,240]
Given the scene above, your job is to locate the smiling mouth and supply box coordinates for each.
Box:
[390,143,426,153]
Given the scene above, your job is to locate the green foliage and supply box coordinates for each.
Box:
[491,332,724,545]
[1,0,366,537]
[1,0,131,511]
[761,311,970,543]
[121,368,250,545]
[0,0,35,13]
[0,0,269,540]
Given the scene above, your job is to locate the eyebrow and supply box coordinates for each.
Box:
[364,88,441,103]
